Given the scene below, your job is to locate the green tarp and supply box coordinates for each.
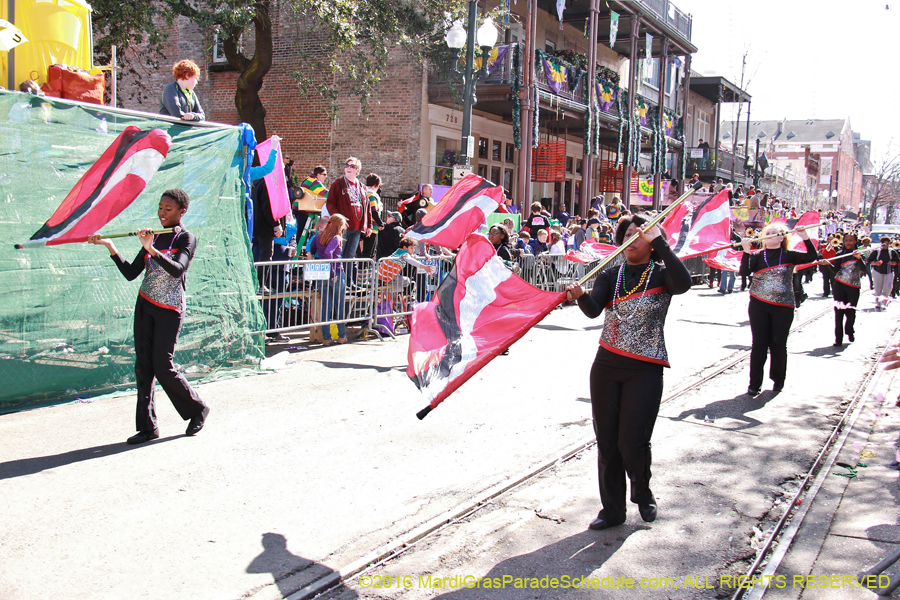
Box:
[0,91,265,412]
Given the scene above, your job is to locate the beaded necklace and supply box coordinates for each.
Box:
[613,261,654,320]
[147,231,179,273]
[762,246,783,268]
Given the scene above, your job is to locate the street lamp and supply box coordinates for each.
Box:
[753,131,766,189]
[831,188,838,211]
[444,4,498,168]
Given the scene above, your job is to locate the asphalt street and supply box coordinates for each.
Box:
[0,274,894,600]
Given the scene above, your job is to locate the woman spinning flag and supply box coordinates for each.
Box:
[565,214,692,530]
[88,190,209,444]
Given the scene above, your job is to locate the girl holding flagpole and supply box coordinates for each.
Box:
[565,214,691,531]
[88,189,209,444]
[739,222,816,396]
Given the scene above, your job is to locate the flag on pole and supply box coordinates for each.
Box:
[405,174,504,249]
[565,241,618,263]
[661,200,691,248]
[255,137,291,220]
[18,126,171,248]
[773,211,820,251]
[703,248,743,272]
[665,189,732,259]
[408,233,565,415]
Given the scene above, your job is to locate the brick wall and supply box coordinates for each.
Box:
[117,1,426,198]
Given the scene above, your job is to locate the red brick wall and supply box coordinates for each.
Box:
[118,4,426,197]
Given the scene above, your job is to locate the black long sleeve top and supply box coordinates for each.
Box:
[577,236,692,319]
[111,230,197,283]
[740,239,816,277]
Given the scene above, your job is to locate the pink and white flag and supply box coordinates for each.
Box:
[255,137,290,220]
[664,189,732,259]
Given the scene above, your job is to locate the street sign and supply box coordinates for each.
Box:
[452,166,473,184]
[464,135,475,158]
[690,149,704,158]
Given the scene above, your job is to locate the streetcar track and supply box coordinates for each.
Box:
[294,300,860,600]
[736,319,900,600]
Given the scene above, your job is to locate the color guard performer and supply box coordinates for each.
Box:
[739,222,816,396]
[566,214,692,530]
[824,232,866,346]
[89,189,210,444]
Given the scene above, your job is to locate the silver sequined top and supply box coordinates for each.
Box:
[600,287,673,366]
[139,249,185,312]
[835,258,864,288]
[749,264,796,307]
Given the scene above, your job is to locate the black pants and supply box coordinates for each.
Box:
[361,232,378,260]
[748,298,794,390]
[833,281,860,343]
[134,296,208,433]
[893,270,900,297]
[821,266,832,296]
[253,232,275,288]
[590,353,663,520]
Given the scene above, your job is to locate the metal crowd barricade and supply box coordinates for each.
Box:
[371,254,454,338]
[253,257,377,341]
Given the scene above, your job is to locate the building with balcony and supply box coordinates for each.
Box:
[721,118,865,211]
[119,0,697,216]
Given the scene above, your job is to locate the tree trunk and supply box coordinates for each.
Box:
[226,0,273,141]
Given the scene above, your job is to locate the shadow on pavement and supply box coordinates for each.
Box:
[0,436,181,481]
[431,529,634,599]
[795,345,847,358]
[246,532,357,599]
[679,319,751,328]
[668,392,773,430]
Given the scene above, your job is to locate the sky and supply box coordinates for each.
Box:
[675,0,900,164]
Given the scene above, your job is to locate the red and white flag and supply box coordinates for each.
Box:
[405,174,504,249]
[18,126,171,248]
[408,233,565,416]
[661,200,691,249]
[703,248,743,272]
[565,241,618,263]
[784,211,821,251]
[255,136,291,220]
[665,189,732,259]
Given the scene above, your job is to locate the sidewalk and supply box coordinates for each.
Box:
[767,344,900,599]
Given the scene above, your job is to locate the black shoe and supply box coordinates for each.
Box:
[266,333,289,342]
[589,513,625,531]
[848,332,855,343]
[127,430,159,445]
[747,387,761,396]
[639,502,657,523]
[833,340,843,347]
[773,381,784,393]
[186,406,210,436]
[500,349,510,356]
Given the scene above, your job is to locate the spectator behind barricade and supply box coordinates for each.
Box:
[488,224,515,261]
[574,218,588,250]
[556,205,571,227]
[605,196,622,224]
[525,202,551,238]
[400,184,436,227]
[385,237,436,293]
[311,214,349,345]
[770,197,783,212]
[707,182,716,193]
[529,228,550,255]
[327,157,370,281]
[587,217,601,241]
[689,173,703,191]
[251,156,285,293]
[749,193,762,209]
[264,212,299,342]
[502,189,518,214]
[715,178,726,193]
[549,230,565,255]
[516,231,533,254]
[377,211,404,259]
[597,223,614,244]
[361,173,385,260]
[159,59,204,122]
[306,214,328,256]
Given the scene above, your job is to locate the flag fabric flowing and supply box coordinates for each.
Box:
[542,57,568,94]
[255,137,291,221]
[703,248,743,272]
[19,126,171,248]
[408,233,566,413]
[772,211,820,251]
[665,189,732,259]
[661,200,691,248]
[565,241,617,263]
[405,174,504,249]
